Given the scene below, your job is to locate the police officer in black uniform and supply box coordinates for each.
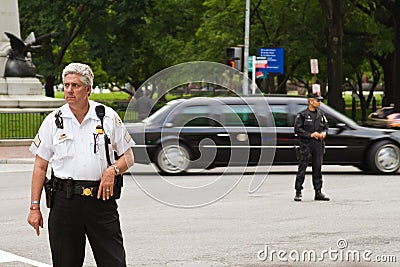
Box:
[294,92,330,202]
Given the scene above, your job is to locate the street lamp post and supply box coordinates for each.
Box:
[243,0,250,95]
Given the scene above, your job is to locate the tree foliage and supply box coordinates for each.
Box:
[17,0,400,114]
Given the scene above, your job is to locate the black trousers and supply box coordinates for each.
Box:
[295,140,324,191]
[48,191,126,267]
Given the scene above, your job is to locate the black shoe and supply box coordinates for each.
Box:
[294,192,302,202]
[314,191,330,201]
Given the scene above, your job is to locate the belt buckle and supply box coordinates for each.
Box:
[81,187,93,197]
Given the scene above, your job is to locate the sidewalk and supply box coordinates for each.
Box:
[0,145,34,164]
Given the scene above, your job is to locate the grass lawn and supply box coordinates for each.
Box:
[54,91,131,101]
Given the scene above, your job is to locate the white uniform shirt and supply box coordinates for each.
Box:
[29,100,135,181]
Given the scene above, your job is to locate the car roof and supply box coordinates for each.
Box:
[165,95,309,105]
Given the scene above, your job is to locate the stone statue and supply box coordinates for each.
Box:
[4,32,37,77]
[3,31,56,78]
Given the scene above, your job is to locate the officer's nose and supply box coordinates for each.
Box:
[65,85,73,93]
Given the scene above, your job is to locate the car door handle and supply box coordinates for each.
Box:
[217,133,229,137]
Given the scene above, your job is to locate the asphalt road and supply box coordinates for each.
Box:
[1,163,399,266]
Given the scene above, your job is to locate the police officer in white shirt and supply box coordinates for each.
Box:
[27,63,134,267]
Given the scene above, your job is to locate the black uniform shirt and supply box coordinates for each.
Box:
[294,108,328,141]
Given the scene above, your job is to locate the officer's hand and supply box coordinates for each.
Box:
[27,210,43,236]
[98,167,115,200]
[310,132,320,140]
[319,132,327,140]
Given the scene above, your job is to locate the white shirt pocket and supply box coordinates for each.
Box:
[91,134,108,161]
[53,134,74,160]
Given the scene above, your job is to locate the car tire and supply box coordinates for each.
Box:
[355,163,371,173]
[367,141,400,174]
[155,142,191,175]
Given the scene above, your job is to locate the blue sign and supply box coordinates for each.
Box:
[258,48,284,74]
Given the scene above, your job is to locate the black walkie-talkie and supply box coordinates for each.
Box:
[95,105,123,199]
[95,105,105,122]
[95,105,112,166]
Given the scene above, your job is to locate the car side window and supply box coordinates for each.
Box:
[324,113,340,128]
[222,104,258,126]
[269,104,288,127]
[291,104,308,127]
[173,105,211,126]
[293,104,340,128]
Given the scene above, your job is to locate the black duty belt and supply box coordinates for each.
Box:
[55,177,100,198]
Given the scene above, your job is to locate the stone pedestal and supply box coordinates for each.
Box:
[0,0,65,109]
[0,94,65,108]
[0,77,65,108]
[2,77,41,95]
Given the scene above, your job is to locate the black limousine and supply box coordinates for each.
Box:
[126,96,400,175]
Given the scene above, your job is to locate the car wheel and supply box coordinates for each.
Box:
[155,143,191,174]
[367,141,400,174]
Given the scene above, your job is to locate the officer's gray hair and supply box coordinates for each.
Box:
[62,63,94,88]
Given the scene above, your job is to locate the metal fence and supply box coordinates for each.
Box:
[0,108,139,140]
[0,109,51,139]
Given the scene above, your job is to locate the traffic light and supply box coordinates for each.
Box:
[226,47,243,72]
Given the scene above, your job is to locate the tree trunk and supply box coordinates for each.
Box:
[276,74,287,94]
[319,0,345,113]
[376,53,395,107]
[393,1,400,112]
[45,76,55,98]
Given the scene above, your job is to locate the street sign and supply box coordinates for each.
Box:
[256,70,268,79]
[310,59,319,74]
[312,84,321,95]
[258,48,284,74]
[255,57,268,69]
[248,56,268,71]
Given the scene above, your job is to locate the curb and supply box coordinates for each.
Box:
[0,158,35,164]
[0,139,32,146]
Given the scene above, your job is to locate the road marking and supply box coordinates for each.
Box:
[0,249,51,267]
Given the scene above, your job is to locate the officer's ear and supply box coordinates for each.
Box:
[87,86,91,97]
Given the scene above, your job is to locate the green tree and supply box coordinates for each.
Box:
[343,0,388,121]
[19,0,109,97]
[196,0,328,95]
[319,0,348,113]
[375,0,400,111]
[18,0,397,117]
[353,0,399,111]
[19,0,146,96]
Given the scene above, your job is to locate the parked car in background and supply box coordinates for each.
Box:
[367,107,400,129]
[126,96,400,174]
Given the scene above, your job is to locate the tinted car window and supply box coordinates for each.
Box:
[174,105,211,126]
[293,103,345,128]
[223,104,258,126]
[293,104,307,114]
[269,104,288,127]
[291,104,308,127]
[324,113,341,128]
